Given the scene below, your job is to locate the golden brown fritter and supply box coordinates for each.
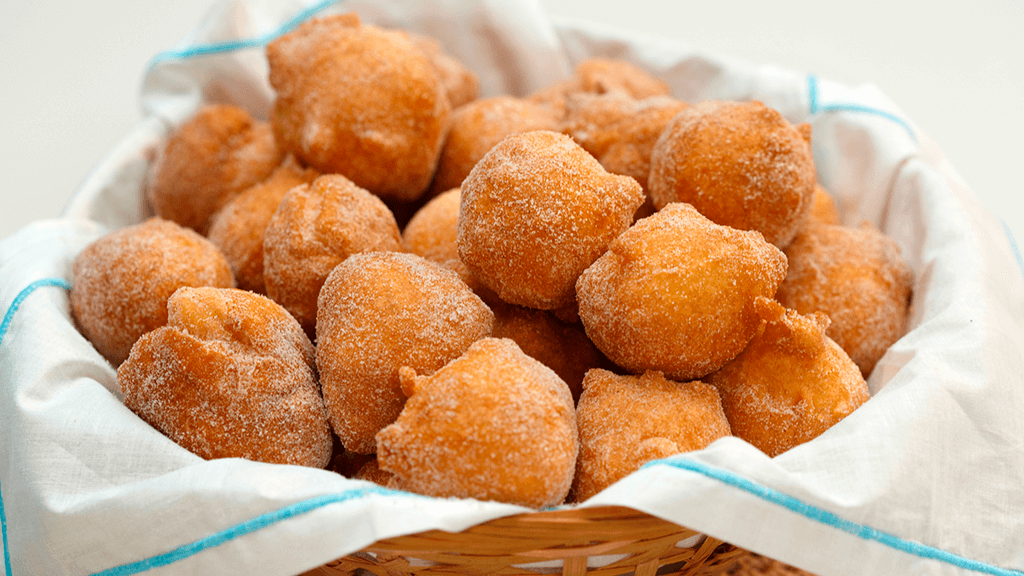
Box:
[147,104,282,235]
[118,287,331,468]
[267,13,449,201]
[573,369,731,501]
[648,100,816,248]
[576,203,788,381]
[71,218,235,366]
[776,222,914,377]
[707,297,869,457]
[458,130,643,310]
[376,337,577,508]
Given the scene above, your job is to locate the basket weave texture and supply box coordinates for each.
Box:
[303,506,749,576]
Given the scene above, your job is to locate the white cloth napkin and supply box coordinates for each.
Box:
[3,1,1023,574]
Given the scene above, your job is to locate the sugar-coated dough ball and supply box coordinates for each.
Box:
[267,13,449,201]
[316,252,494,454]
[118,287,332,468]
[648,100,816,248]
[431,96,560,195]
[776,222,914,377]
[576,203,788,381]
[458,130,644,310]
[401,187,494,299]
[595,97,690,193]
[71,218,235,366]
[376,337,578,508]
[707,298,869,457]
[207,156,319,294]
[573,369,731,502]
[147,104,282,235]
[406,31,479,109]
[490,300,602,402]
[263,174,402,335]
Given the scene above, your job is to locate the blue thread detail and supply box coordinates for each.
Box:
[0,278,72,348]
[147,0,340,66]
[1002,220,1024,280]
[1,475,10,576]
[807,74,820,114]
[89,486,414,576]
[644,457,1023,576]
[806,74,917,143]
[1,277,73,576]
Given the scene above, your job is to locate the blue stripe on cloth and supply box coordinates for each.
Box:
[645,457,1023,576]
[806,74,918,143]
[89,486,414,576]
[1003,220,1024,280]
[1,277,73,576]
[147,0,341,66]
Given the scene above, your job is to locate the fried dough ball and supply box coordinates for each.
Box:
[316,252,494,454]
[118,287,332,468]
[267,13,449,201]
[401,187,495,300]
[573,369,731,502]
[707,297,869,457]
[147,104,282,235]
[809,184,841,225]
[648,100,816,248]
[596,97,690,193]
[376,337,577,508]
[407,31,479,109]
[560,91,641,157]
[490,300,602,402]
[458,130,644,310]
[529,58,671,120]
[263,174,402,335]
[431,97,560,195]
[776,222,914,377]
[71,218,235,366]
[207,156,319,294]
[576,203,788,381]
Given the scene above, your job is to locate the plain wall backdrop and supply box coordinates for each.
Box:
[2,0,1021,250]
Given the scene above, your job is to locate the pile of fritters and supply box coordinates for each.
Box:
[70,13,914,507]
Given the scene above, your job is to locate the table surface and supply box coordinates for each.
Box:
[2,0,1021,252]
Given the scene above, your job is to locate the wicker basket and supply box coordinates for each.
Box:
[301,505,746,576]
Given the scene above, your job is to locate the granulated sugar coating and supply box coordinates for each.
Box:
[430,96,560,195]
[707,297,869,457]
[489,299,602,402]
[576,203,787,381]
[572,369,731,502]
[117,287,332,468]
[207,156,320,294]
[458,130,643,310]
[560,91,642,158]
[596,97,690,194]
[648,100,816,249]
[376,337,577,508]
[406,31,479,109]
[267,13,449,201]
[147,104,282,235]
[777,222,914,378]
[401,187,495,300]
[263,174,402,336]
[70,218,235,366]
[316,252,494,454]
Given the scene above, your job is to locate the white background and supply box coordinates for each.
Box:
[1,1,1022,250]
